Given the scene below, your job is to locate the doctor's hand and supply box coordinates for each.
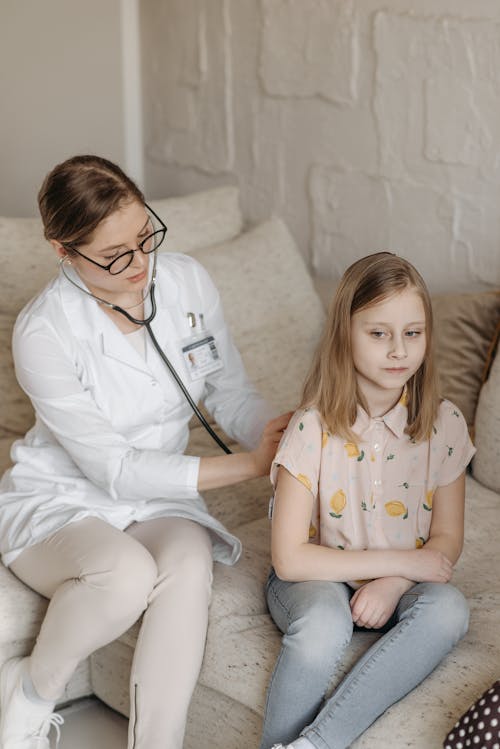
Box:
[197,412,292,492]
[251,412,293,477]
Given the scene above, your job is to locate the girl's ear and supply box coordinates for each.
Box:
[49,240,68,260]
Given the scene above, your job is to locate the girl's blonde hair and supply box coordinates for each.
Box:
[301,252,440,443]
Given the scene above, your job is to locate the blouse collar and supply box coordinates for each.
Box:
[353,386,409,440]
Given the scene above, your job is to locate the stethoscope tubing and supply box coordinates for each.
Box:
[144,317,232,454]
[59,255,232,455]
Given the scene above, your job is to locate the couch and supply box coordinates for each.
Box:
[1,186,499,749]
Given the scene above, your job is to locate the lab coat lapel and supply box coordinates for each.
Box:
[100,261,182,380]
[56,255,182,379]
[57,268,152,376]
[100,325,152,376]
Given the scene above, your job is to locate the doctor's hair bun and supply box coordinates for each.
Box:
[38,154,144,246]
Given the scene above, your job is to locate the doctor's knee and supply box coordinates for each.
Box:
[83,544,158,626]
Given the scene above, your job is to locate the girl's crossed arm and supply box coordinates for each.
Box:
[349,472,466,628]
[271,466,454,586]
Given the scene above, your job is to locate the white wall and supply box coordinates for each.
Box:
[0,0,140,217]
[141,0,500,293]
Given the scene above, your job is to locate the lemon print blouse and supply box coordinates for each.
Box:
[270,398,475,579]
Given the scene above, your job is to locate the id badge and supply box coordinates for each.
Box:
[181,334,224,381]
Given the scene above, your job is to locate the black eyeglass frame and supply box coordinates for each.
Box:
[62,203,167,275]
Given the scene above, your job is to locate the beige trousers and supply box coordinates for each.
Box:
[10,516,214,749]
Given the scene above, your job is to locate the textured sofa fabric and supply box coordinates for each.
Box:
[1,188,499,747]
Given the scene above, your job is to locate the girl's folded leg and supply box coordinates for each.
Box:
[260,571,353,749]
[301,582,469,749]
[125,516,213,749]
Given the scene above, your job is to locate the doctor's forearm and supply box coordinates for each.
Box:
[197,452,262,491]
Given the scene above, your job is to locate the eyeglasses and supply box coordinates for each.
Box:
[63,203,167,275]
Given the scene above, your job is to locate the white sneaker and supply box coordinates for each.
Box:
[0,657,64,748]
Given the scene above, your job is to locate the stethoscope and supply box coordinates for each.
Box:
[60,251,232,454]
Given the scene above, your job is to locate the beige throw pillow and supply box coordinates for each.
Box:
[432,291,500,430]
[473,344,500,492]
[190,217,326,414]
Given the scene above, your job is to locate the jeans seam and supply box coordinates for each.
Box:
[267,575,292,623]
[261,576,293,734]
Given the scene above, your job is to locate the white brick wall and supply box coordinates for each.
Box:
[141,0,500,292]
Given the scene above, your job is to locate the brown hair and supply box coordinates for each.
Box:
[301,252,440,443]
[38,155,144,246]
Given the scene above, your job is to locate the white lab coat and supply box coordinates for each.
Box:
[0,253,271,567]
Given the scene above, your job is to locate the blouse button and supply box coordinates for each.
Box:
[373,443,381,452]
[373,479,382,487]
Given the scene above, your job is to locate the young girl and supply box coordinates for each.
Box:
[0,155,290,749]
[260,252,474,749]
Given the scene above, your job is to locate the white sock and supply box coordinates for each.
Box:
[22,664,54,707]
[291,738,315,749]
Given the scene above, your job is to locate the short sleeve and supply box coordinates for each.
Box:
[436,401,476,487]
[270,408,323,497]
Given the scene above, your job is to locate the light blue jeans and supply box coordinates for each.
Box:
[260,569,469,749]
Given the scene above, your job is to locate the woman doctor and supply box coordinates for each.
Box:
[0,155,290,749]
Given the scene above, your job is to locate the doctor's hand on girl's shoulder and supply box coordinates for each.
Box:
[252,412,293,477]
[197,413,291,492]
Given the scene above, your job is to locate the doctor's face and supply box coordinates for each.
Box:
[55,200,152,301]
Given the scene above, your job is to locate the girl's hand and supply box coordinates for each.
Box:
[252,412,293,477]
[404,548,453,583]
[350,577,413,629]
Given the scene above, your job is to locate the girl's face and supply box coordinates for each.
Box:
[351,287,427,409]
[52,199,151,303]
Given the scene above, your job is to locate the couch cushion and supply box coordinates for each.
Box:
[432,291,500,431]
[0,217,58,316]
[0,312,34,444]
[149,186,242,255]
[473,345,500,492]
[189,217,325,413]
